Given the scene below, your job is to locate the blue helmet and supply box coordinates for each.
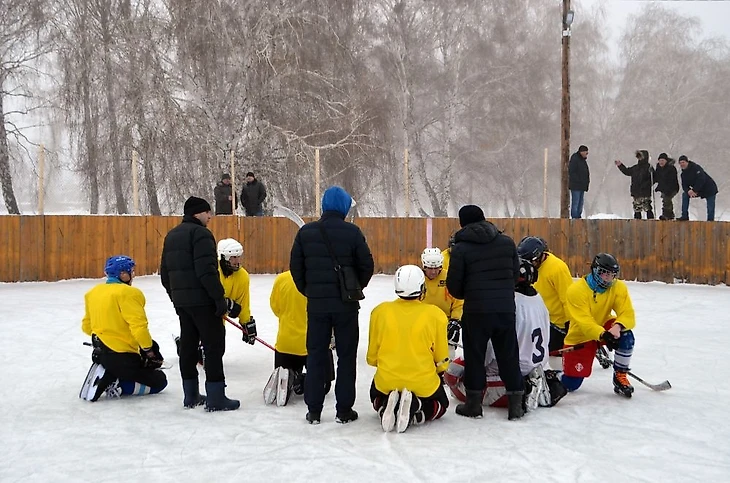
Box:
[104,255,135,279]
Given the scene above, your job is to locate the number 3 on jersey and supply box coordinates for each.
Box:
[531,327,545,363]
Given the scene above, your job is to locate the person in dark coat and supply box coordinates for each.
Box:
[615,150,655,219]
[677,156,718,221]
[445,205,524,421]
[653,153,679,220]
[160,196,240,412]
[240,171,266,216]
[290,186,374,425]
[213,173,235,215]
[568,145,590,219]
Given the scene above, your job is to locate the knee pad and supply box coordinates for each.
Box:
[618,330,635,351]
[561,374,584,392]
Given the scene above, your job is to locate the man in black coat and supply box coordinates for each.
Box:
[654,153,679,220]
[445,205,524,420]
[160,196,239,411]
[568,145,590,219]
[213,173,234,215]
[615,150,655,219]
[677,155,718,221]
[240,171,266,216]
[290,186,374,425]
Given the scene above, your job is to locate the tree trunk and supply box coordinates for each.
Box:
[0,91,20,214]
[81,0,99,214]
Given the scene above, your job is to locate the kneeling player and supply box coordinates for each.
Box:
[80,256,167,401]
[367,265,450,433]
[445,260,567,410]
[265,270,334,406]
[561,253,636,397]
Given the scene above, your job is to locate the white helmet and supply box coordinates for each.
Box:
[421,247,444,269]
[217,238,243,260]
[394,265,425,299]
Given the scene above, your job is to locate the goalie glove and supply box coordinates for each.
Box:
[140,340,164,369]
[447,319,461,345]
[242,317,257,345]
[225,298,242,318]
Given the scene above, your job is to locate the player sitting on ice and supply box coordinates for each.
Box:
[80,255,167,402]
[367,265,450,433]
[420,247,463,360]
[444,259,567,411]
[264,270,334,406]
[561,253,636,397]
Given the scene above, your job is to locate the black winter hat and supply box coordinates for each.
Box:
[221,173,231,180]
[578,145,589,153]
[658,153,668,161]
[245,171,255,178]
[184,196,211,216]
[458,205,485,227]
[678,155,688,162]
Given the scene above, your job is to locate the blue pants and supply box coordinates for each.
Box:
[681,192,716,221]
[570,190,585,219]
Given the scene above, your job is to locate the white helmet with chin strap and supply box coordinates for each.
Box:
[217,238,243,260]
[421,247,444,269]
[394,264,425,299]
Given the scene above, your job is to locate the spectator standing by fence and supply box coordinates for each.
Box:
[653,153,679,220]
[568,145,590,219]
[677,156,718,221]
[241,171,267,216]
[213,174,234,215]
[615,150,654,219]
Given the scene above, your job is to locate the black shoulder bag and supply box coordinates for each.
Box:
[318,222,365,302]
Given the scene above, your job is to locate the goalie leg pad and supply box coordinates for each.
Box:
[276,368,292,407]
[263,367,280,405]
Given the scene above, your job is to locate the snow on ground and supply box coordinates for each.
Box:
[1,275,729,482]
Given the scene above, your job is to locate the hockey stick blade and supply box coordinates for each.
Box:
[627,372,672,391]
[274,205,305,228]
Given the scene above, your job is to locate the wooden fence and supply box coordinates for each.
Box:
[1,216,728,284]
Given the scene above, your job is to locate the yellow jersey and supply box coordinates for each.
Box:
[564,278,636,345]
[270,271,308,356]
[219,266,251,322]
[367,298,449,397]
[534,253,574,328]
[81,281,153,354]
[423,271,463,321]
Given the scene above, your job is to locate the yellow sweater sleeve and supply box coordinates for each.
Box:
[366,304,383,367]
[432,310,450,372]
[566,281,606,342]
[120,288,153,349]
[611,281,636,330]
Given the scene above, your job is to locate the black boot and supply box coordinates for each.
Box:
[204,381,240,411]
[647,210,654,219]
[455,390,483,418]
[633,212,642,219]
[182,378,206,408]
[507,392,525,420]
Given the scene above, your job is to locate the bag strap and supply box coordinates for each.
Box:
[318,222,342,272]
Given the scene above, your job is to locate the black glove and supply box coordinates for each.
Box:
[214,298,227,318]
[225,298,242,318]
[242,317,257,345]
[447,319,461,345]
[141,340,164,369]
[600,331,620,351]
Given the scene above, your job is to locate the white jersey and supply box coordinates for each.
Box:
[485,291,552,376]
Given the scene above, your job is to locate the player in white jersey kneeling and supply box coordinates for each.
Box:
[445,259,567,412]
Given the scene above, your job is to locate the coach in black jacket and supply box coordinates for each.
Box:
[446,205,524,421]
[290,186,374,425]
[160,196,239,411]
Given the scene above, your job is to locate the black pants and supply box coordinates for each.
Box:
[96,341,167,392]
[305,311,358,414]
[370,381,449,421]
[176,305,226,382]
[548,322,569,354]
[462,312,523,393]
[274,350,335,382]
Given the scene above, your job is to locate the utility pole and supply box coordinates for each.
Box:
[560,0,573,218]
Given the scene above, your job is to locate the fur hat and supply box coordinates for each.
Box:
[184,196,212,216]
[458,205,485,227]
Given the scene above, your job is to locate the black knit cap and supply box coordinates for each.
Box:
[245,171,255,177]
[578,145,589,153]
[184,196,211,216]
[458,204,485,227]
[678,155,688,162]
[658,153,668,161]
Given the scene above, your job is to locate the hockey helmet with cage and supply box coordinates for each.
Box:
[517,258,538,286]
[104,255,135,279]
[517,236,547,264]
[591,253,620,289]
[394,265,425,299]
[421,248,444,269]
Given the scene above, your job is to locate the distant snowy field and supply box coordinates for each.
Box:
[1,274,729,482]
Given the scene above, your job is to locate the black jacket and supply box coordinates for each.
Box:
[617,156,654,197]
[241,179,267,215]
[445,220,519,314]
[160,216,225,308]
[568,152,590,192]
[681,161,718,198]
[213,182,234,215]
[654,160,679,196]
[289,211,374,313]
